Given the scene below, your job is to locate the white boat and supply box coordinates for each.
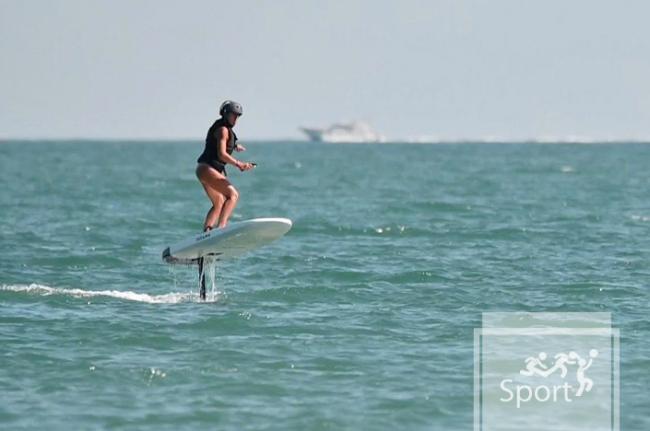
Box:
[299,121,385,143]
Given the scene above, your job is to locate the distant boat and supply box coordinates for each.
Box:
[299,121,385,143]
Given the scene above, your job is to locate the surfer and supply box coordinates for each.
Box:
[196,100,255,231]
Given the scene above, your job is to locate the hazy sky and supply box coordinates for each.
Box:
[2,0,650,140]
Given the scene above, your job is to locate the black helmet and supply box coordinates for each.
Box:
[219,100,243,116]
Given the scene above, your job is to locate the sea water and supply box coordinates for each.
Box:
[1,141,649,430]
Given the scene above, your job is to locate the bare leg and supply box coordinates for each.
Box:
[196,164,240,228]
[203,207,216,231]
[216,185,239,228]
[200,183,226,230]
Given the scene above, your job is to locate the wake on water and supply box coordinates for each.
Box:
[0,283,194,304]
[1,257,224,304]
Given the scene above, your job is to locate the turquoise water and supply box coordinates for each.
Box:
[1,141,649,430]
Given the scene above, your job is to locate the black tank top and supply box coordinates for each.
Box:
[197,118,238,173]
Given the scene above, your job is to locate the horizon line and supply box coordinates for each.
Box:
[3,137,650,144]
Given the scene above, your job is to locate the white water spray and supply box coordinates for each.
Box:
[197,256,224,302]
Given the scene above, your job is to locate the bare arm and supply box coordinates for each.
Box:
[216,127,253,171]
[216,127,242,168]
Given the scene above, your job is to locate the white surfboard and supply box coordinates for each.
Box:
[162,218,292,264]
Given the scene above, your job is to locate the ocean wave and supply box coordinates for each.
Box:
[0,283,207,304]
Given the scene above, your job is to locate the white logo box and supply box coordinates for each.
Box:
[474,313,620,431]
